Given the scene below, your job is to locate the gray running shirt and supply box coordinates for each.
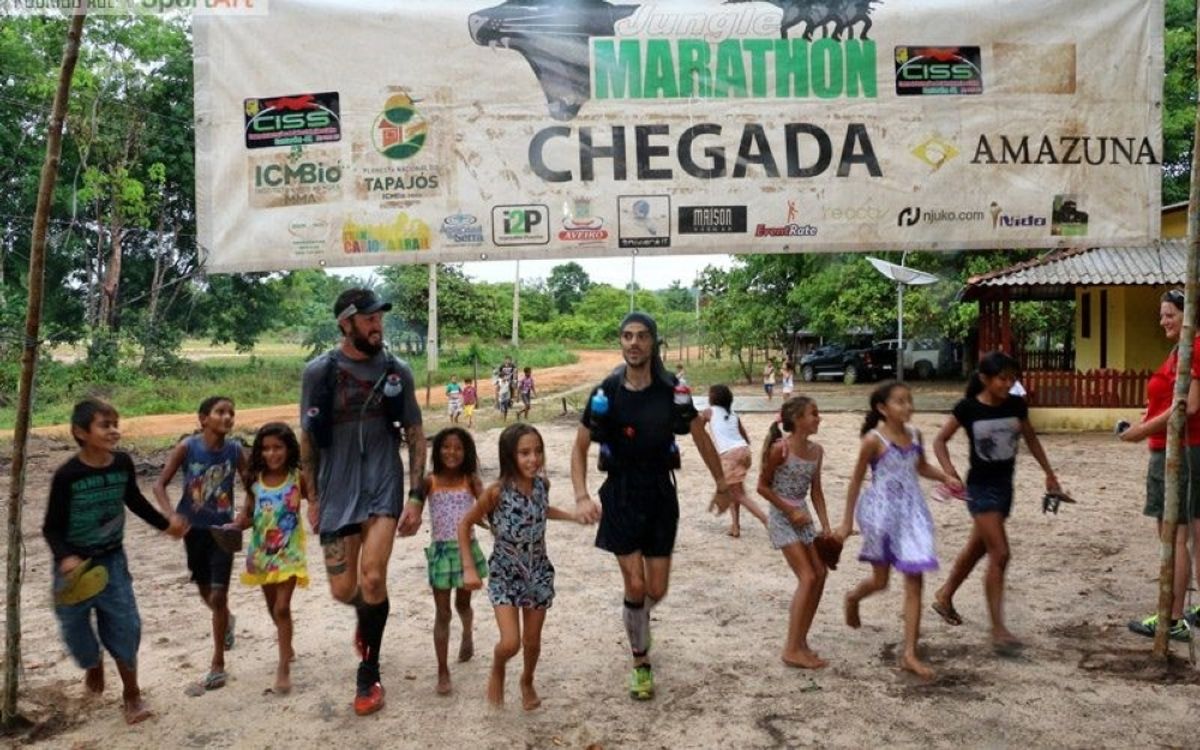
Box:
[300,349,422,534]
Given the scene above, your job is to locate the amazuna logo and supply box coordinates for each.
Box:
[372,93,427,160]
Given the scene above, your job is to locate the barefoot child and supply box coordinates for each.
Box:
[517,367,536,420]
[462,378,478,429]
[152,396,247,695]
[43,398,189,724]
[932,351,1063,654]
[702,384,768,537]
[459,424,583,709]
[235,422,313,695]
[757,396,832,669]
[423,427,487,695]
[837,382,962,679]
[446,375,464,424]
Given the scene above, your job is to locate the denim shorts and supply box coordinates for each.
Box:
[52,549,141,669]
[184,528,234,587]
[966,481,1014,519]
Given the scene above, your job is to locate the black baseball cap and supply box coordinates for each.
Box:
[334,288,392,321]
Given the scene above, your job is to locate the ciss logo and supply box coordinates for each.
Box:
[373,93,428,160]
[894,46,983,96]
[244,92,341,149]
[492,205,550,246]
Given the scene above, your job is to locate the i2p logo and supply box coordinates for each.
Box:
[492,205,550,246]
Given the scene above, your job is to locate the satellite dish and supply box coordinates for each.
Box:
[866,257,940,286]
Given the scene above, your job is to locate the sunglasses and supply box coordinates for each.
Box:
[1165,289,1186,308]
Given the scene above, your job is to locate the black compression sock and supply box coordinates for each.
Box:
[357,598,390,667]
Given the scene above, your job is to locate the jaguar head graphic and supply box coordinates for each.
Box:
[469,0,640,121]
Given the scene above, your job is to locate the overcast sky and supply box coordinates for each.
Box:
[342,254,735,289]
[457,253,733,288]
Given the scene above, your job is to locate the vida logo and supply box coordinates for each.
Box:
[999,215,1047,228]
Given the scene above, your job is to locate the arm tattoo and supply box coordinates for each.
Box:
[406,425,427,493]
[323,537,349,576]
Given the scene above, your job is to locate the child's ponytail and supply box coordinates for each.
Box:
[861,381,907,435]
[761,418,785,466]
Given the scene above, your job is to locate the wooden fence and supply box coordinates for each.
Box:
[1018,349,1075,372]
[1023,369,1150,408]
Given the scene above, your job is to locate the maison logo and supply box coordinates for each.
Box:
[243,92,340,149]
[910,134,959,172]
[468,0,883,121]
[372,93,427,160]
[894,46,983,96]
[677,205,747,234]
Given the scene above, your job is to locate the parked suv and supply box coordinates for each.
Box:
[872,338,942,379]
[798,343,892,384]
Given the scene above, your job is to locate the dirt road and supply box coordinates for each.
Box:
[29,349,622,442]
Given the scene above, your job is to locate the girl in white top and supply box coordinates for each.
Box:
[703,384,769,537]
[782,362,795,398]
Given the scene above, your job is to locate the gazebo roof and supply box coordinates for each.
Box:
[960,239,1187,301]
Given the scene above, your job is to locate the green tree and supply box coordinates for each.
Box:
[546,261,592,314]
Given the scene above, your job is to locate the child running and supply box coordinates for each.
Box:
[446,375,464,424]
[932,351,1063,654]
[423,427,487,695]
[517,367,536,420]
[43,398,189,724]
[153,396,246,696]
[757,396,832,668]
[462,378,478,429]
[702,384,768,537]
[235,422,314,695]
[459,423,584,709]
[837,381,962,679]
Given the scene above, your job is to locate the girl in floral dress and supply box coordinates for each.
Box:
[237,422,314,695]
[837,382,961,680]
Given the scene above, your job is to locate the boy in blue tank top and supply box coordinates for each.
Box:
[153,395,247,695]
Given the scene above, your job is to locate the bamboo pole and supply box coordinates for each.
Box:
[1154,0,1200,659]
[3,8,88,729]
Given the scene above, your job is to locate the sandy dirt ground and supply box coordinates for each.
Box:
[3,410,1200,749]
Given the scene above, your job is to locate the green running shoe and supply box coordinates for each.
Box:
[629,664,654,701]
[1127,613,1191,642]
[1186,605,1200,627]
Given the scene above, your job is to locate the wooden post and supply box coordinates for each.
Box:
[1155,18,1200,656]
[3,9,87,729]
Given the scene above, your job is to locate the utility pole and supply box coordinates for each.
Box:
[511,260,520,348]
[426,263,438,406]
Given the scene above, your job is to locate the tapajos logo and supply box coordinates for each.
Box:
[468,0,882,121]
[372,93,428,160]
[243,92,340,149]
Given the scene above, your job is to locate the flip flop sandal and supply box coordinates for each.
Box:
[992,640,1026,658]
[931,600,964,626]
[210,526,244,554]
[55,560,109,606]
[185,670,228,697]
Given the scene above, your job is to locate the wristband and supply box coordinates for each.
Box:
[407,489,425,506]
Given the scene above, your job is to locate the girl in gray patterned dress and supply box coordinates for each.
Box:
[837,382,962,680]
[458,424,584,710]
[757,396,832,670]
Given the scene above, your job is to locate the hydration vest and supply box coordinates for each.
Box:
[304,351,411,448]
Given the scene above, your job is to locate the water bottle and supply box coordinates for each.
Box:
[382,373,403,398]
[590,388,609,417]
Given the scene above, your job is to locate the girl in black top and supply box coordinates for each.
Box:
[930,352,1062,654]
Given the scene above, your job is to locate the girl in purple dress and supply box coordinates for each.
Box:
[837,382,962,680]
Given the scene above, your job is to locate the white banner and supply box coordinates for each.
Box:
[194,0,1163,272]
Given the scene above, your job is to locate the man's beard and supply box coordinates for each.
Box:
[351,333,383,356]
